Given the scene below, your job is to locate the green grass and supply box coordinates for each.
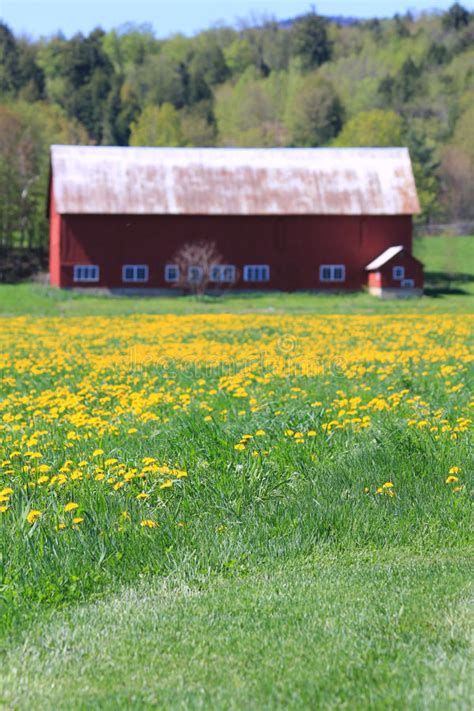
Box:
[1,550,472,710]
[0,235,473,316]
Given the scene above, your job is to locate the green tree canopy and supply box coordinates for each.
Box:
[290,13,332,71]
[286,74,343,146]
[333,109,404,147]
[129,103,185,146]
[442,3,470,31]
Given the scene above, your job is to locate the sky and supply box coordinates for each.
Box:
[1,0,473,39]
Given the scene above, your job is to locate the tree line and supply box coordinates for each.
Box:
[0,3,473,269]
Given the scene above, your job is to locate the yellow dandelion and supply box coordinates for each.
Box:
[72,517,84,524]
[160,479,173,489]
[0,487,13,496]
[140,519,158,528]
[445,475,459,484]
[0,505,8,513]
[92,449,104,457]
[64,502,79,512]
[449,466,461,474]
[255,429,266,436]
[234,443,246,450]
[136,492,149,500]
[26,509,42,524]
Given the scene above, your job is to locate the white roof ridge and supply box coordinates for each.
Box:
[366,246,404,270]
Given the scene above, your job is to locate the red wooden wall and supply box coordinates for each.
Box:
[50,195,413,291]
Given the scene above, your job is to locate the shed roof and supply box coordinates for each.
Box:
[50,145,420,216]
[365,246,405,270]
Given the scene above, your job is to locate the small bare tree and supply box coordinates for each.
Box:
[171,241,238,297]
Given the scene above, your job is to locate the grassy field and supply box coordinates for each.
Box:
[0,236,472,709]
[0,236,473,316]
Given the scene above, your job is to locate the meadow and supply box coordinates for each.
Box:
[0,236,472,709]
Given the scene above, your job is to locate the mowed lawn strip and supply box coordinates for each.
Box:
[1,550,472,710]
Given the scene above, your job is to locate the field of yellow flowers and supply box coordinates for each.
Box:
[0,311,472,706]
[1,312,471,592]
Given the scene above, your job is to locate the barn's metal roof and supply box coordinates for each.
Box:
[50,145,420,216]
[366,246,405,270]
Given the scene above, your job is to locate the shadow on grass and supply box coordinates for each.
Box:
[423,271,474,297]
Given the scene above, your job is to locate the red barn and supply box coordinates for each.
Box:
[48,145,422,294]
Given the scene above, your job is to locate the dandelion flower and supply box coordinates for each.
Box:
[64,502,79,512]
[449,466,461,474]
[72,517,84,524]
[140,519,158,528]
[445,475,459,484]
[26,509,42,524]
[160,479,173,489]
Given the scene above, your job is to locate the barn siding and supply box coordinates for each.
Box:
[57,214,413,291]
[378,252,423,289]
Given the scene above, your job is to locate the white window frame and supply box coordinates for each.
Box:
[73,265,99,283]
[319,265,345,282]
[164,264,180,282]
[210,264,236,282]
[122,264,149,283]
[188,266,203,283]
[243,265,270,282]
[392,266,405,280]
[400,278,415,288]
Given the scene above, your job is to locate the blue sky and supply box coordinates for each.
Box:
[1,0,473,39]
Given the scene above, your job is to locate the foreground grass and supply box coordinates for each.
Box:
[1,550,472,710]
[0,236,472,316]
[0,280,472,706]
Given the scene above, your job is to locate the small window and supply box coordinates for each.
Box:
[401,278,415,288]
[188,266,203,282]
[165,265,179,282]
[210,264,236,282]
[73,265,99,282]
[243,265,270,282]
[319,265,345,282]
[392,266,405,280]
[122,265,149,283]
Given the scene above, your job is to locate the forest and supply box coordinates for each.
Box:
[0,3,473,269]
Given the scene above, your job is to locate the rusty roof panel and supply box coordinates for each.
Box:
[50,146,420,216]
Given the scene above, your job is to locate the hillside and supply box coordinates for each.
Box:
[0,4,473,257]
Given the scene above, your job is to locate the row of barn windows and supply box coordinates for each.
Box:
[73,264,355,284]
[72,264,412,285]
